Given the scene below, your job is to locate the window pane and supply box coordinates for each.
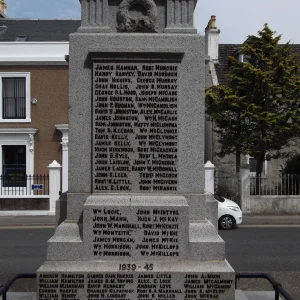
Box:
[249,158,257,173]
[2,145,26,187]
[2,77,26,119]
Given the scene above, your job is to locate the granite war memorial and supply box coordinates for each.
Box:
[37,0,236,299]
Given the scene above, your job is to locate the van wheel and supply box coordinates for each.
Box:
[219,215,235,230]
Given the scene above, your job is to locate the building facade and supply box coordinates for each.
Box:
[0,13,80,212]
[205,17,300,179]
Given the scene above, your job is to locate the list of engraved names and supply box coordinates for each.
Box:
[38,272,234,300]
[93,63,178,193]
[89,207,183,259]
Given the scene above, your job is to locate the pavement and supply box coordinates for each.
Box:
[0,215,56,227]
[0,214,297,299]
[242,214,300,226]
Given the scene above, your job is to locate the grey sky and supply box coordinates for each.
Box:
[5,0,300,44]
[195,0,300,44]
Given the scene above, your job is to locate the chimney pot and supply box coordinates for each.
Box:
[205,15,220,61]
[205,15,217,32]
[0,0,7,15]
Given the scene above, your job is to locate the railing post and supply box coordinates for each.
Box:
[205,161,215,195]
[48,160,61,216]
[240,165,251,214]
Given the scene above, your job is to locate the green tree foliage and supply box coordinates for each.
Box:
[281,153,300,174]
[206,24,300,176]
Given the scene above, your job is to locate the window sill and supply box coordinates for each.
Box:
[0,118,31,123]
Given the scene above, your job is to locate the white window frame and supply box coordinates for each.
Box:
[0,128,37,195]
[246,155,267,176]
[0,72,31,123]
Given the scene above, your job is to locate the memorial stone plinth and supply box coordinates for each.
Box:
[37,0,236,299]
[83,196,189,260]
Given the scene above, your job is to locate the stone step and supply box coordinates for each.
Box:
[46,221,83,261]
[236,290,249,300]
[189,220,225,260]
[243,291,283,300]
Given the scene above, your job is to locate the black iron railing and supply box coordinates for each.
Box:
[250,174,300,196]
[0,273,36,300]
[236,272,294,300]
[2,165,26,187]
[0,174,49,195]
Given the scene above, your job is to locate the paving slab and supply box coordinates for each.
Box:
[243,291,282,300]
[235,290,249,300]
[1,292,36,300]
[0,216,56,227]
[242,214,300,225]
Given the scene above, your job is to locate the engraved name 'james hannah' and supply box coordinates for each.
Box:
[93,63,178,192]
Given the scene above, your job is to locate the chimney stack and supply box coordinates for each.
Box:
[205,15,220,62]
[0,0,7,15]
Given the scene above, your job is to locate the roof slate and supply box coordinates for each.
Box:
[0,19,80,42]
[216,43,300,86]
[215,44,239,85]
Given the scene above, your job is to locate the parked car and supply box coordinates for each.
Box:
[215,195,243,230]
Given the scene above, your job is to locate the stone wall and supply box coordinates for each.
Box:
[250,196,300,214]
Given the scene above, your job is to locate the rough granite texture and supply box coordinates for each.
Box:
[66,193,89,221]
[78,0,197,34]
[47,221,83,261]
[68,33,205,198]
[83,195,189,260]
[37,260,235,300]
[189,221,225,260]
[186,194,207,221]
[40,7,236,298]
[206,193,219,228]
[55,192,67,226]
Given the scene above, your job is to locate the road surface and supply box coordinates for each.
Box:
[0,226,299,298]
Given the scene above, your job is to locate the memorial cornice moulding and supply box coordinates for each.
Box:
[89,50,184,62]
[78,0,198,33]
